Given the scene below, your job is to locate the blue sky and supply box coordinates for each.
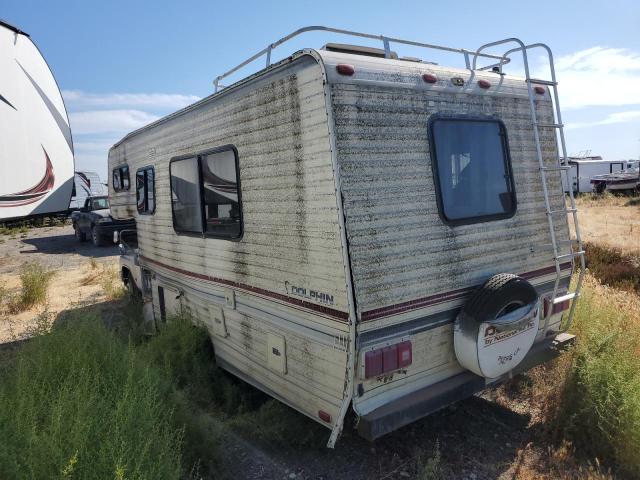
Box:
[4,0,640,180]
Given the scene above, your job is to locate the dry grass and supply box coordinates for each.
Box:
[79,259,124,300]
[571,193,640,254]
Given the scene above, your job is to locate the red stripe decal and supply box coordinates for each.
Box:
[360,262,573,321]
[0,146,55,207]
[140,256,350,321]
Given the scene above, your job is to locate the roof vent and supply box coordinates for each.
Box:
[322,43,398,59]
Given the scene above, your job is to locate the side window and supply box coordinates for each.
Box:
[169,146,242,239]
[136,166,155,214]
[429,117,516,225]
[112,165,130,192]
[170,157,202,233]
[121,166,130,190]
[201,148,241,238]
[113,169,121,191]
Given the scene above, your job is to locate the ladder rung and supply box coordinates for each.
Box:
[556,251,585,261]
[527,78,558,86]
[541,165,571,171]
[547,208,577,215]
[535,122,564,128]
[554,292,577,304]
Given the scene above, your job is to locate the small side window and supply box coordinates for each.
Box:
[170,157,203,233]
[136,166,155,214]
[201,148,242,238]
[113,165,130,192]
[113,169,121,191]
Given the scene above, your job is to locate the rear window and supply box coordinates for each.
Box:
[429,117,516,225]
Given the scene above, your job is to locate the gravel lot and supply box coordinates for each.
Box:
[0,224,119,342]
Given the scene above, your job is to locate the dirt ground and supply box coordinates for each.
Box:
[0,224,119,342]
[1,199,637,479]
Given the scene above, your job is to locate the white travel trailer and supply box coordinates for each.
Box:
[69,171,108,210]
[0,19,74,222]
[562,156,625,193]
[109,27,585,447]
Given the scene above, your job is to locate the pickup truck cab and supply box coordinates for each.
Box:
[71,196,135,246]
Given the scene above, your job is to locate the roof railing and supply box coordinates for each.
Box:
[212,25,513,92]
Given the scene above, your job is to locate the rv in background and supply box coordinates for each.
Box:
[562,156,625,193]
[69,171,108,210]
[0,18,74,222]
[110,27,584,447]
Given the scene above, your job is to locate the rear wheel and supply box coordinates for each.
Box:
[91,226,105,247]
[74,224,86,242]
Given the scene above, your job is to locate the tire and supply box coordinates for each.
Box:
[462,273,538,323]
[74,224,86,242]
[594,182,606,194]
[91,226,105,247]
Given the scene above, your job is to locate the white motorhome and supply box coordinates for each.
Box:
[109,28,585,447]
[0,19,74,222]
[69,171,108,210]
[562,156,625,193]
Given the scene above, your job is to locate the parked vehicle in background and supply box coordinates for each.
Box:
[561,156,626,193]
[109,27,585,447]
[0,18,74,222]
[590,160,640,193]
[69,171,108,210]
[71,196,135,246]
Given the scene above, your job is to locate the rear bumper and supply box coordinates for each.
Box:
[357,332,575,440]
[94,221,135,238]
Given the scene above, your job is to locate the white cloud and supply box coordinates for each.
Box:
[63,90,200,110]
[68,109,160,134]
[565,110,640,130]
[549,47,640,109]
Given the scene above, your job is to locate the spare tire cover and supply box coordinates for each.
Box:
[454,273,540,378]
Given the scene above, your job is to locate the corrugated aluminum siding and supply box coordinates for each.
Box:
[329,66,568,319]
[108,55,349,315]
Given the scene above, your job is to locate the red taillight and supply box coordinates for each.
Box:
[422,73,438,84]
[534,86,545,95]
[364,340,412,378]
[365,349,383,378]
[336,64,355,76]
[382,345,398,371]
[318,410,332,423]
[478,79,491,89]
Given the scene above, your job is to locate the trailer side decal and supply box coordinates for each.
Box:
[0,147,55,206]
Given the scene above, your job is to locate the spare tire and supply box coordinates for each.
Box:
[454,274,540,378]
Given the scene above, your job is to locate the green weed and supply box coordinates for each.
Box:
[0,315,184,479]
[552,275,640,477]
[8,261,55,312]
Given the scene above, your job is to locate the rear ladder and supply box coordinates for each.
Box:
[473,40,586,333]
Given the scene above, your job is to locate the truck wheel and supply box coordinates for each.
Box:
[74,224,86,242]
[91,227,105,247]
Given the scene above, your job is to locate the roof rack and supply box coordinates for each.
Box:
[212,25,512,92]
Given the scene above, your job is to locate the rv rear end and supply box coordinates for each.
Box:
[109,38,579,446]
[320,49,576,439]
